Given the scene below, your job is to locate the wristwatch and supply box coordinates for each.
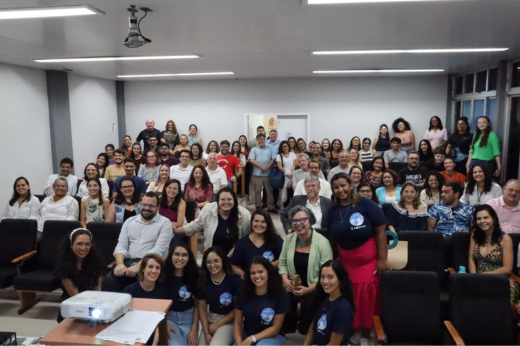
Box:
[251,335,257,343]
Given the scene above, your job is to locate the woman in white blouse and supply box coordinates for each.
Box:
[38,177,79,241]
[460,165,503,205]
[76,163,110,200]
[424,116,448,150]
[276,140,297,208]
[2,177,40,220]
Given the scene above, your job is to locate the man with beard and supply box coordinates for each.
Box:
[398,151,428,187]
[158,142,179,166]
[104,149,126,181]
[294,160,332,198]
[104,192,173,292]
[428,181,474,235]
[217,140,242,188]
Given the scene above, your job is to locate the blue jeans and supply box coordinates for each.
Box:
[227,180,234,189]
[469,158,496,172]
[237,333,285,346]
[167,308,195,346]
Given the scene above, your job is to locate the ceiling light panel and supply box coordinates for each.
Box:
[117,72,235,78]
[35,55,200,63]
[313,48,508,55]
[0,6,103,19]
[305,0,465,4]
[313,69,444,73]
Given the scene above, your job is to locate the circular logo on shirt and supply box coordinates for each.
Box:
[350,212,364,226]
[261,308,275,323]
[220,292,233,306]
[179,285,192,299]
[386,230,399,249]
[263,251,275,262]
[317,314,328,330]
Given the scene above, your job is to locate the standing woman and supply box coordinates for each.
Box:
[55,228,105,323]
[466,116,501,178]
[138,150,161,184]
[418,139,434,163]
[233,140,249,197]
[329,139,344,169]
[173,134,191,159]
[189,143,206,167]
[203,141,220,160]
[303,260,355,346]
[326,173,388,343]
[365,156,385,189]
[2,177,40,220]
[120,135,133,156]
[288,137,298,154]
[461,165,503,205]
[276,140,297,208]
[372,124,391,157]
[296,138,310,161]
[185,165,213,215]
[231,141,247,168]
[163,244,200,346]
[419,172,445,208]
[424,116,448,150]
[77,163,110,200]
[80,178,110,227]
[130,142,147,175]
[239,135,251,159]
[197,247,242,346]
[392,118,415,154]
[163,120,180,154]
[96,153,110,179]
[375,170,402,205]
[349,136,362,152]
[360,138,375,162]
[188,124,203,147]
[106,176,141,223]
[447,116,473,174]
[105,144,116,165]
[147,164,171,197]
[347,147,362,169]
[321,138,331,158]
[385,183,429,232]
[234,257,290,346]
[159,179,187,244]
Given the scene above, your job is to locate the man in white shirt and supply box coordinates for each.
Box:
[44,157,78,196]
[170,150,193,192]
[294,159,332,198]
[206,152,228,200]
[327,150,351,183]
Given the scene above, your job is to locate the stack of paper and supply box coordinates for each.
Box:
[96,310,166,345]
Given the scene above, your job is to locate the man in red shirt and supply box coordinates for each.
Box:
[218,140,243,188]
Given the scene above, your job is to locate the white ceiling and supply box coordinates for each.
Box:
[0,0,519,80]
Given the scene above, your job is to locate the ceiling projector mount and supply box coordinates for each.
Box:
[123,5,152,48]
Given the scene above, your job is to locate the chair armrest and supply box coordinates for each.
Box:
[372,316,386,344]
[444,321,464,346]
[107,260,117,269]
[447,267,457,274]
[12,250,37,264]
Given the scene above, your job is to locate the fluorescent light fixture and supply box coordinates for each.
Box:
[305,0,462,4]
[0,5,103,19]
[313,69,444,73]
[117,72,235,78]
[313,48,508,55]
[35,55,200,63]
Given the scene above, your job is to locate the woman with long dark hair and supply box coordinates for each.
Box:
[80,177,110,227]
[106,176,141,223]
[424,116,448,150]
[96,153,110,178]
[163,120,180,153]
[188,124,203,147]
[197,247,242,345]
[467,116,502,177]
[234,257,290,346]
[2,177,40,220]
[321,138,331,158]
[185,165,213,214]
[231,140,247,168]
[288,137,297,153]
[447,116,473,174]
[303,260,355,346]
[392,118,415,154]
[375,170,402,205]
[277,140,297,207]
[55,228,105,322]
[360,137,375,162]
[120,135,133,156]
[461,165,503,205]
[372,124,391,157]
[328,139,343,169]
[159,179,187,243]
[349,136,362,152]
[419,171,445,208]
[418,139,434,163]
[130,142,147,174]
[232,210,284,278]
[239,135,251,159]
[105,144,116,165]
[203,140,220,160]
[189,143,206,167]
[364,156,385,189]
[163,243,200,346]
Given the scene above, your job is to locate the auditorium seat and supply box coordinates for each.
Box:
[0,219,37,288]
[361,160,372,173]
[509,233,520,276]
[12,220,81,314]
[398,231,445,275]
[184,200,197,255]
[388,162,408,173]
[447,232,471,274]
[374,271,442,345]
[445,274,518,345]
[86,222,122,269]
[34,194,45,203]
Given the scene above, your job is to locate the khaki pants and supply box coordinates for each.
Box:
[252,176,274,209]
[198,312,235,346]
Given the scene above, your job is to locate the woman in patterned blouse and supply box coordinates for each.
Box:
[138,150,161,184]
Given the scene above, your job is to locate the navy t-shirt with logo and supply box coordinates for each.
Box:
[231,235,284,269]
[196,275,242,315]
[326,197,386,250]
[166,275,196,312]
[312,297,353,346]
[234,289,290,337]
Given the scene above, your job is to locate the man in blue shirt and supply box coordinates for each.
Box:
[428,181,474,235]
[266,129,281,154]
[249,133,277,213]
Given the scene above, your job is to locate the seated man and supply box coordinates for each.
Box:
[103,192,173,292]
[487,179,520,234]
[398,151,428,187]
[280,176,332,234]
[424,148,446,172]
[44,157,78,196]
[104,149,126,182]
[169,150,193,192]
[383,137,408,168]
[428,181,474,235]
[113,158,148,198]
[294,159,332,198]
[292,154,325,188]
[158,142,179,166]
[327,150,350,183]
[309,142,331,177]
[143,135,160,155]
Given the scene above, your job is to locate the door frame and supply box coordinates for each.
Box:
[244,113,311,143]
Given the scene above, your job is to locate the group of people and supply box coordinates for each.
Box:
[2,114,520,345]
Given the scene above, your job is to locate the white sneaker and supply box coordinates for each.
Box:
[360,337,374,346]
[350,330,362,345]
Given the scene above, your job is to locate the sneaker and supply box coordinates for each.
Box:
[268,209,279,214]
[360,337,374,346]
[350,330,362,345]
[274,204,281,210]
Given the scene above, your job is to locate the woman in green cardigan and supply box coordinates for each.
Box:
[278,205,333,335]
[466,116,502,178]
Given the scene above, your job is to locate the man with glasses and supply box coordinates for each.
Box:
[104,192,173,292]
[293,154,326,189]
[293,159,332,198]
[113,158,147,198]
[158,142,179,166]
[144,136,160,155]
[280,176,331,234]
[170,150,193,192]
[399,151,428,187]
[218,140,242,189]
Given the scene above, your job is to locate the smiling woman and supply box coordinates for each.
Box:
[2,177,40,220]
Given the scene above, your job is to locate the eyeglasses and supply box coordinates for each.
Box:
[180,156,190,159]
[359,189,371,194]
[292,217,309,224]
[141,203,157,209]
[121,185,134,190]
[206,259,222,266]
[173,252,189,258]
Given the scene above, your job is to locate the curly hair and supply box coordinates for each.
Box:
[187,165,212,191]
[198,246,235,293]
[471,205,504,246]
[165,120,178,134]
[465,165,493,195]
[251,209,279,246]
[423,171,445,197]
[190,143,204,160]
[241,256,284,301]
[392,117,412,133]
[165,243,199,293]
[205,140,220,155]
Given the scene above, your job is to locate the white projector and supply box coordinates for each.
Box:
[60,291,132,323]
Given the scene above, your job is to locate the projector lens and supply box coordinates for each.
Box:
[89,307,102,318]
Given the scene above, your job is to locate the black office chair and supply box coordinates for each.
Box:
[445,274,518,345]
[86,222,122,270]
[361,160,373,173]
[34,194,46,203]
[374,271,442,345]
[0,219,37,288]
[388,162,408,173]
[447,232,471,274]
[12,220,81,314]
[398,231,445,276]
[74,196,82,221]
[509,233,520,276]
[183,200,198,255]
[107,180,114,196]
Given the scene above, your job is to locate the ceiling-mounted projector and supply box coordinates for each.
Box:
[60,291,132,323]
[123,5,152,48]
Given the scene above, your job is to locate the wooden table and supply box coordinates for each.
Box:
[40,298,172,345]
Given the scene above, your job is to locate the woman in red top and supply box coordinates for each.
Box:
[440,156,467,186]
[184,165,213,217]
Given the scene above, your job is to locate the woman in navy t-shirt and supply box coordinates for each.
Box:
[234,257,290,345]
[231,210,283,278]
[123,253,168,299]
[304,260,355,346]
[197,247,242,345]
[163,243,200,346]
